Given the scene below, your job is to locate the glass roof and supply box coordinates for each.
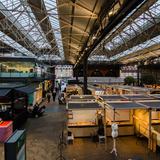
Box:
[88,55,110,61]
[0,0,51,49]
[105,0,160,51]
[0,31,34,56]
[44,0,64,59]
[111,34,160,60]
[90,0,160,62]
[38,54,62,61]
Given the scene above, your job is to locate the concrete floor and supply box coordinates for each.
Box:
[0,97,160,160]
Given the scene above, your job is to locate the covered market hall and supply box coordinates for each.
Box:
[0,0,160,160]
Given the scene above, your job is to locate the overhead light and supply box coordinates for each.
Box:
[108,11,113,16]
[92,36,96,40]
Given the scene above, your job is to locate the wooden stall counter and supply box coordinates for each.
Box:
[68,122,96,127]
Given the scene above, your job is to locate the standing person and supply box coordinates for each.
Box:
[47,94,51,103]
[52,90,56,102]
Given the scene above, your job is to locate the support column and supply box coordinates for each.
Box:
[83,55,88,94]
[137,65,140,86]
[74,68,79,82]
[104,107,107,150]
[148,108,152,150]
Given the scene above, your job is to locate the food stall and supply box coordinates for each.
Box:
[0,88,28,130]
[16,83,43,105]
[66,84,83,98]
[67,101,102,137]
[69,95,96,102]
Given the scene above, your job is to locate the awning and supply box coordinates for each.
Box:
[0,89,11,97]
[100,95,127,101]
[15,85,38,94]
[68,102,101,109]
[70,95,95,100]
[107,101,145,110]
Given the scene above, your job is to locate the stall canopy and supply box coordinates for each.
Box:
[68,102,101,109]
[151,95,160,100]
[100,95,127,101]
[0,89,11,97]
[70,95,95,100]
[138,100,160,109]
[123,94,155,100]
[107,101,145,110]
[15,84,38,94]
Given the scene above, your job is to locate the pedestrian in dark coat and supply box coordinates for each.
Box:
[47,94,51,103]
[52,90,56,101]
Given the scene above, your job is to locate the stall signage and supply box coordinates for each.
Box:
[16,132,26,160]
[5,130,26,160]
[121,65,137,72]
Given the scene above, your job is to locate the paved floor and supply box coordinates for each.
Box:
[0,97,160,160]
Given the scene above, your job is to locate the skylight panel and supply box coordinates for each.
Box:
[104,0,160,52]
[89,55,110,61]
[44,0,64,59]
[111,34,160,60]
[0,31,34,57]
[0,0,51,49]
[38,54,61,61]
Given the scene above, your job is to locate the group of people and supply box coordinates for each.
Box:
[28,103,46,118]
[47,88,57,103]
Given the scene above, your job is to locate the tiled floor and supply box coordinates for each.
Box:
[0,97,160,160]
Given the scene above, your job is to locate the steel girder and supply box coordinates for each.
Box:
[103,0,156,47]
[75,0,146,67]
[119,43,160,64]
[27,0,58,53]
[0,2,39,53]
[106,20,160,57]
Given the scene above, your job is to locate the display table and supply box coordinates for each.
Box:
[68,122,96,127]
[0,121,13,143]
[68,125,98,137]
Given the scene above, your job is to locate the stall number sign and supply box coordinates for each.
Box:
[16,133,26,160]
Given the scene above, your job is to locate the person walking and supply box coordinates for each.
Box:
[47,94,51,103]
[52,90,56,102]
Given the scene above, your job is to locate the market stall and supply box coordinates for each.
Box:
[67,101,102,137]
[0,88,28,130]
[104,99,160,152]
[104,101,145,136]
